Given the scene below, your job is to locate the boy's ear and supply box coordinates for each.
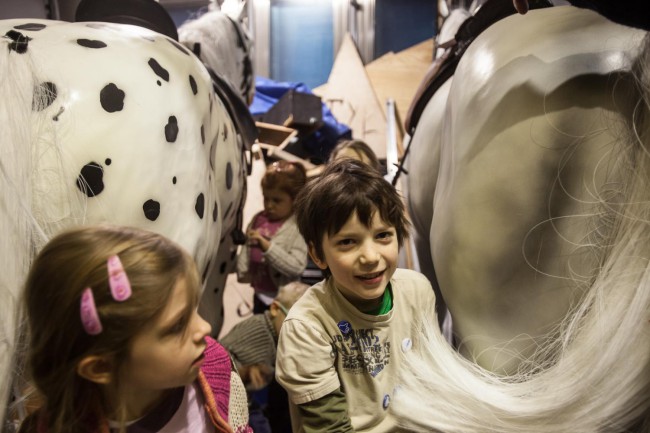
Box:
[77,355,114,385]
[308,242,327,270]
[269,301,280,318]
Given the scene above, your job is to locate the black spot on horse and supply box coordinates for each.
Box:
[143,199,160,221]
[224,202,233,219]
[213,286,220,294]
[5,30,31,54]
[195,193,205,219]
[241,57,253,98]
[225,162,233,190]
[220,262,227,274]
[173,176,177,184]
[222,124,228,140]
[148,58,169,82]
[165,116,179,142]
[189,75,198,95]
[191,42,201,57]
[76,162,104,197]
[167,39,190,55]
[105,158,111,165]
[213,202,218,222]
[201,125,205,144]
[230,249,237,261]
[77,39,107,49]
[100,83,125,113]
[14,23,46,31]
[32,82,57,111]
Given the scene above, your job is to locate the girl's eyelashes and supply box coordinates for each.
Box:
[164,315,189,337]
[376,231,394,240]
[166,321,185,336]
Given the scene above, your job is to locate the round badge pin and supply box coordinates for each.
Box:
[337,320,351,335]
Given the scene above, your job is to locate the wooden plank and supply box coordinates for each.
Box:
[255,121,298,150]
[365,38,434,136]
[318,33,387,159]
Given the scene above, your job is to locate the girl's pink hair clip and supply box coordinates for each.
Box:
[80,287,102,335]
[107,255,132,302]
[80,255,132,335]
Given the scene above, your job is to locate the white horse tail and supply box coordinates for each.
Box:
[393,34,650,433]
[0,29,51,429]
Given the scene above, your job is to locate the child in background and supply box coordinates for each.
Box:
[329,139,382,174]
[220,281,309,433]
[237,160,309,314]
[18,225,251,433]
[276,159,437,432]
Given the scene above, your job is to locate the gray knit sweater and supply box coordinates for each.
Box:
[219,311,278,368]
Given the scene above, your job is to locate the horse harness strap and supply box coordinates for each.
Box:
[392,0,552,185]
[404,0,553,135]
[207,68,258,153]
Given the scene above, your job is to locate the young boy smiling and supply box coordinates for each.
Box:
[276,158,437,432]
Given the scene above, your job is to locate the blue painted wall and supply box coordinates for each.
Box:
[375,0,437,58]
[164,0,436,89]
[270,0,334,89]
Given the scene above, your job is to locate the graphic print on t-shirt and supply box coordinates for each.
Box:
[331,327,391,377]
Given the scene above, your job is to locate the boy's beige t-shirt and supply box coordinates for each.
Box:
[276,268,436,433]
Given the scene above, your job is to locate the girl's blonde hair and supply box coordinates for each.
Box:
[329,139,381,173]
[22,225,200,433]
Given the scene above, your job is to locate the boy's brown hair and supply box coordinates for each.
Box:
[294,158,410,276]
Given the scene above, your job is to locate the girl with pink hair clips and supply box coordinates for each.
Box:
[18,225,252,433]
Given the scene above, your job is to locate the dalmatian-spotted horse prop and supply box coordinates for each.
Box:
[0,2,256,423]
[391,2,650,432]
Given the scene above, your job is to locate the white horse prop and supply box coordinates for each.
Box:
[178,2,255,106]
[397,5,650,432]
[0,17,252,425]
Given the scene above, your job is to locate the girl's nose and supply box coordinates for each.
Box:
[193,312,212,342]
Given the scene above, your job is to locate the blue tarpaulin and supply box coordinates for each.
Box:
[250,76,351,162]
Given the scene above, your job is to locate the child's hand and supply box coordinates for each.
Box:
[247,228,262,245]
[247,229,271,251]
[238,363,274,390]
